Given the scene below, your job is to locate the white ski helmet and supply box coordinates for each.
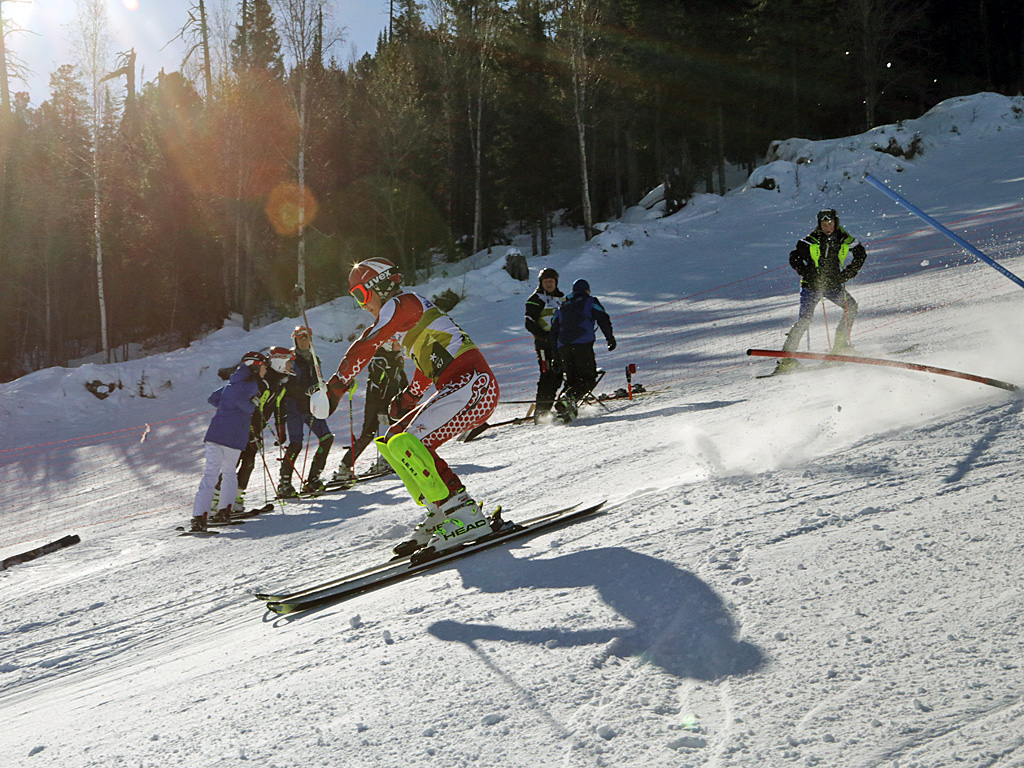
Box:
[268,346,294,374]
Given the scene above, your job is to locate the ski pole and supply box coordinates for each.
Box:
[348,380,357,472]
[292,284,330,418]
[820,300,831,349]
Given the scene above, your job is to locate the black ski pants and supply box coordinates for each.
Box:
[558,343,598,402]
[534,347,563,414]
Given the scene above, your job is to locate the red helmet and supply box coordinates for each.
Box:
[349,258,402,306]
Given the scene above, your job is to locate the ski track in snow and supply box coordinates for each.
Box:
[2,93,1024,767]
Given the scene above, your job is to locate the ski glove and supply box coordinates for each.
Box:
[389,389,419,421]
[325,374,350,416]
[607,337,617,352]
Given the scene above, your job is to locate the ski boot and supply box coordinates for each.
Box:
[190,513,208,533]
[425,492,492,554]
[330,464,356,487]
[772,358,800,375]
[554,394,578,423]
[302,474,325,495]
[369,455,394,475]
[393,489,476,557]
[209,506,233,525]
[278,479,299,499]
[234,491,246,513]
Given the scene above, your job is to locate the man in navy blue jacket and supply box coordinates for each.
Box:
[550,279,616,418]
[190,352,267,532]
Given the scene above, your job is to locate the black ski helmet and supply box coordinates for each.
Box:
[817,209,839,228]
[538,267,559,285]
[241,351,268,369]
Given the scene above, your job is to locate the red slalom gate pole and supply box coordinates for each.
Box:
[746,349,1019,392]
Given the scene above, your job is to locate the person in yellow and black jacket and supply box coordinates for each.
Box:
[524,267,565,419]
[329,338,408,485]
[774,209,867,374]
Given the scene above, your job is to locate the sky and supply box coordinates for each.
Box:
[1,93,1023,766]
[4,0,389,106]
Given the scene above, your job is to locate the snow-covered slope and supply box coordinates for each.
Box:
[2,93,1024,768]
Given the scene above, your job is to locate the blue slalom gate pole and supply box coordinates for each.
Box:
[864,173,1024,292]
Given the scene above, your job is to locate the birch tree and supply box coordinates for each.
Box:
[555,0,603,241]
[71,0,113,362]
[459,0,502,255]
[270,0,333,297]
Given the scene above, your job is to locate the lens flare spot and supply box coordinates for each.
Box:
[122,0,140,10]
[266,183,318,236]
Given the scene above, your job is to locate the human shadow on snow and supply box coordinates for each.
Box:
[428,546,764,681]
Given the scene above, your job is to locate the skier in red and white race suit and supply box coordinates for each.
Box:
[325,258,500,556]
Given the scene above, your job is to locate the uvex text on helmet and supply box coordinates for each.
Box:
[349,258,403,298]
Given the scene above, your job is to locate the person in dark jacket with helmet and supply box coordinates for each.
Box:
[280,326,334,496]
[329,338,408,485]
[190,352,267,532]
[774,208,867,374]
[550,278,616,419]
[524,267,565,419]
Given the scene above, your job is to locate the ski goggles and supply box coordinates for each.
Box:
[351,283,373,306]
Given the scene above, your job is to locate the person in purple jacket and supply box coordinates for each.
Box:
[190,351,268,532]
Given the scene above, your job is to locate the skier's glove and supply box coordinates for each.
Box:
[607,337,617,352]
[389,389,419,421]
[325,374,350,416]
[250,395,261,407]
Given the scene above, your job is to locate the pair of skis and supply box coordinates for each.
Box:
[277,466,396,500]
[175,503,275,536]
[255,500,608,615]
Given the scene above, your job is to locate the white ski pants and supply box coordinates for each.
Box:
[192,442,241,518]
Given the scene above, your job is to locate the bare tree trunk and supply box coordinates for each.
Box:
[0,6,9,114]
[560,0,601,241]
[243,218,254,331]
[471,83,484,254]
[272,0,332,297]
[465,1,499,256]
[74,0,112,362]
[93,133,109,361]
[296,72,307,295]
[716,104,726,195]
[199,0,214,97]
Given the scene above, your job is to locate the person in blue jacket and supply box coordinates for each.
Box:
[190,351,268,532]
[550,279,616,419]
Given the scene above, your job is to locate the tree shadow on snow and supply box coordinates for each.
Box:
[428,546,764,681]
